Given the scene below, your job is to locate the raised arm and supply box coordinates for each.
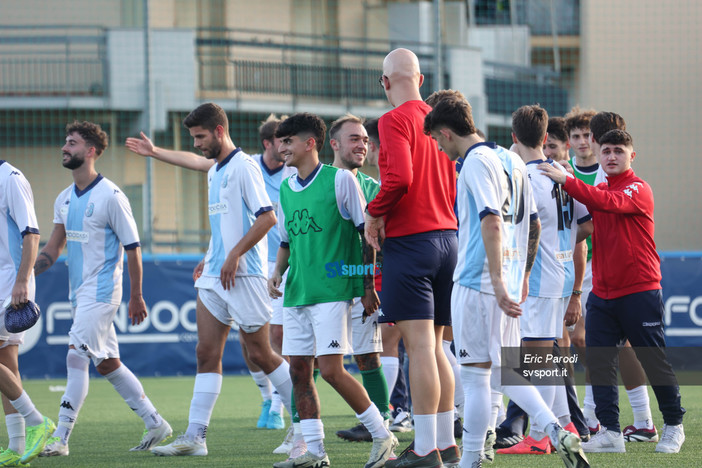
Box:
[34,224,67,276]
[125,132,214,172]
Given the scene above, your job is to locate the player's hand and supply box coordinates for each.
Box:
[128,294,148,326]
[10,280,30,308]
[361,288,380,322]
[268,274,283,299]
[192,260,204,282]
[564,294,581,327]
[364,213,385,251]
[538,162,567,184]
[125,132,155,157]
[220,253,239,290]
[494,281,522,317]
[570,316,586,348]
[559,159,575,175]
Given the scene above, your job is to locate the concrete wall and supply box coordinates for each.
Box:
[579,0,702,250]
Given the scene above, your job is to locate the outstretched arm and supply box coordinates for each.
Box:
[125,132,214,172]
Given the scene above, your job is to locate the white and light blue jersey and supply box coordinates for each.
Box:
[251,153,296,263]
[454,142,537,300]
[0,161,39,300]
[201,149,272,280]
[53,175,140,307]
[526,160,591,298]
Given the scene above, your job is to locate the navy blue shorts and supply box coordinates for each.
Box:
[379,230,457,326]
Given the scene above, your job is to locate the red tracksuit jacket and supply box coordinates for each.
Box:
[563,168,662,300]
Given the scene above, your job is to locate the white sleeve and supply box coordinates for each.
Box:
[334,170,367,228]
[594,165,607,185]
[6,172,39,236]
[241,160,273,217]
[463,156,502,218]
[107,189,140,249]
[277,193,289,245]
[53,188,69,225]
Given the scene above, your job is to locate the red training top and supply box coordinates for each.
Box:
[367,100,457,237]
[563,168,661,299]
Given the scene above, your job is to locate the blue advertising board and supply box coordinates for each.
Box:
[17,253,702,379]
[19,255,245,379]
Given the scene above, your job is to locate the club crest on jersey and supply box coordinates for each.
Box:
[221,177,228,188]
[85,203,94,217]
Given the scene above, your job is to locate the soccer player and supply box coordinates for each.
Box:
[424,95,589,468]
[365,48,458,467]
[544,117,571,163]
[0,160,55,466]
[540,129,685,454]
[35,121,172,457]
[323,114,390,444]
[268,113,395,468]
[127,114,295,436]
[126,104,293,457]
[496,105,592,455]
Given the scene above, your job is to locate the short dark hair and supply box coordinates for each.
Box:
[424,89,467,109]
[565,106,597,136]
[275,113,327,152]
[512,105,548,149]
[590,111,626,144]
[546,117,568,143]
[423,95,477,137]
[65,121,108,156]
[258,113,286,145]
[364,118,380,146]
[183,102,228,131]
[329,114,364,142]
[599,129,633,148]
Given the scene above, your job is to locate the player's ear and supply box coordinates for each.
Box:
[630,150,636,162]
[439,128,451,141]
[543,133,549,145]
[511,132,518,145]
[330,138,340,151]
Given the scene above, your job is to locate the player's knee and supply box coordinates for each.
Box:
[195,341,221,367]
[67,347,90,370]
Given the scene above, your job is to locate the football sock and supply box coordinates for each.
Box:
[186,372,222,441]
[436,410,456,450]
[413,413,437,456]
[55,349,90,443]
[627,385,653,429]
[300,419,325,457]
[9,391,43,426]
[357,403,390,439]
[5,413,25,453]
[250,370,272,402]
[500,384,557,438]
[360,366,390,420]
[267,361,292,416]
[553,384,571,427]
[379,356,399,396]
[104,364,163,429]
[461,366,491,455]
[443,340,464,412]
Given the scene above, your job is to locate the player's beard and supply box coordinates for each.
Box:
[62,153,84,170]
[202,140,222,160]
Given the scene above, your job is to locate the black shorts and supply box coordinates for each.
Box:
[379,230,457,326]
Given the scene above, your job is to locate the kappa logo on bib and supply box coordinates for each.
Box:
[208,202,229,215]
[66,230,89,243]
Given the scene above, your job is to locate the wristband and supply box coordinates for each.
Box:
[572,290,583,296]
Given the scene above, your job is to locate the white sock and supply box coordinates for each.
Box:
[530,385,556,434]
[461,366,491,455]
[9,391,43,426]
[442,340,464,412]
[436,410,456,450]
[500,385,557,437]
[300,419,325,457]
[357,403,390,439]
[380,356,399,395]
[267,361,292,416]
[271,391,283,415]
[413,413,437,456]
[626,385,653,429]
[583,385,599,427]
[5,413,24,453]
[250,370,272,401]
[104,365,163,429]
[553,385,571,427]
[186,373,222,442]
[55,349,90,443]
[489,391,502,429]
[459,449,481,468]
